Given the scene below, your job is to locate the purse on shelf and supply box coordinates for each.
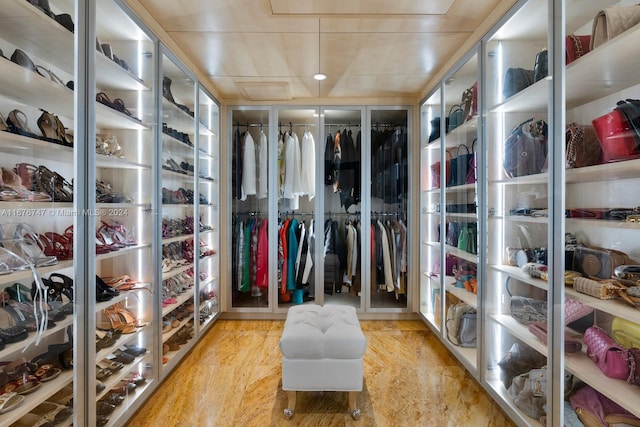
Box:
[573,277,621,300]
[446,222,461,247]
[528,322,583,353]
[566,34,591,65]
[591,4,640,50]
[570,385,640,427]
[497,342,547,389]
[465,139,478,184]
[584,325,634,381]
[457,223,478,255]
[507,367,547,419]
[615,99,640,145]
[447,104,464,133]
[430,150,451,189]
[568,207,637,221]
[458,310,477,348]
[446,302,475,346]
[461,81,478,122]
[571,246,637,280]
[592,103,640,163]
[612,316,640,349]
[565,122,600,168]
[510,295,547,325]
[503,68,534,100]
[533,48,548,82]
[503,118,548,178]
[428,117,448,143]
[449,144,473,187]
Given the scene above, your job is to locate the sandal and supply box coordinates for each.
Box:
[1,167,51,202]
[96,92,114,109]
[6,109,39,138]
[0,391,24,414]
[34,165,73,202]
[30,401,73,424]
[10,49,43,77]
[35,66,66,87]
[36,110,70,146]
[12,414,54,427]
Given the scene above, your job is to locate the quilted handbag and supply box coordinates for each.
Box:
[503,118,548,178]
[592,106,640,163]
[565,297,594,324]
[591,5,640,50]
[584,326,634,381]
[566,34,591,65]
[612,316,640,349]
[565,123,600,168]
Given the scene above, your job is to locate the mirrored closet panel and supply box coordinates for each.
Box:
[276,108,319,309]
[229,107,270,310]
[160,52,196,375]
[369,108,410,310]
[420,87,443,330]
[322,108,364,309]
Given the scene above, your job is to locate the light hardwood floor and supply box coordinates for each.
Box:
[126,320,516,427]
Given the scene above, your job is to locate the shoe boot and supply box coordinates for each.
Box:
[163,77,175,103]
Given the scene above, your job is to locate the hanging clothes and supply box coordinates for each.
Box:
[339,129,358,210]
[300,130,316,200]
[282,132,303,210]
[324,132,334,187]
[343,222,355,286]
[256,130,268,199]
[294,221,306,286]
[232,126,243,200]
[241,220,252,292]
[332,131,341,193]
[286,218,299,291]
[255,219,268,289]
[241,131,256,200]
[279,219,291,296]
[377,220,394,292]
[302,220,315,292]
[277,132,285,200]
[235,219,243,291]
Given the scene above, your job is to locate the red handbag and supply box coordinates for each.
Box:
[592,108,639,162]
[584,326,634,381]
[566,35,591,65]
[430,150,452,189]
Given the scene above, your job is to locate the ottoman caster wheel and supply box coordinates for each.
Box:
[284,408,294,419]
[351,409,361,420]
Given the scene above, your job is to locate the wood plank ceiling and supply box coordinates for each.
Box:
[130,0,506,102]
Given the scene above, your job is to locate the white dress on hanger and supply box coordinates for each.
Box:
[241,131,256,200]
[300,130,316,200]
[257,130,268,199]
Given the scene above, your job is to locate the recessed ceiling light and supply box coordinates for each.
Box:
[314,73,327,81]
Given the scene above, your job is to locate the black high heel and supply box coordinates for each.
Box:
[163,77,175,103]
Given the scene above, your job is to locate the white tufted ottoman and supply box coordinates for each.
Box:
[279,304,367,420]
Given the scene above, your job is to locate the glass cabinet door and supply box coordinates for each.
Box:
[160,52,196,374]
[229,108,270,310]
[562,0,640,423]
[441,54,480,371]
[483,0,551,424]
[321,108,363,309]
[420,87,443,330]
[369,108,410,310]
[276,108,318,309]
[0,0,79,425]
[196,89,219,325]
[91,0,157,424]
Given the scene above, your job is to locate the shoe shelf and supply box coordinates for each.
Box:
[0,370,73,427]
[161,264,193,281]
[199,276,217,289]
[96,356,149,402]
[0,261,73,286]
[96,202,150,210]
[100,378,153,427]
[489,264,548,292]
[162,99,213,136]
[162,288,195,317]
[0,60,148,132]
[95,243,151,262]
[445,283,477,309]
[0,316,73,360]
[162,234,192,245]
[0,0,147,92]
[161,339,193,373]
[95,293,130,314]
[198,177,216,184]
[96,326,148,362]
[197,151,217,161]
[161,169,195,182]
[161,317,193,342]
[161,134,195,156]
[96,155,151,171]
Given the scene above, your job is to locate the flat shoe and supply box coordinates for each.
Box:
[0,391,25,414]
[123,344,147,356]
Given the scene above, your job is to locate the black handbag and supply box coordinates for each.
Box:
[503,118,548,178]
[428,117,448,143]
[503,68,534,99]
[533,49,548,82]
[449,144,473,187]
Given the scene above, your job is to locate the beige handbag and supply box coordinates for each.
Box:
[591,5,640,50]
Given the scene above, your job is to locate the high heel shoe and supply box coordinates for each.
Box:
[1,168,51,202]
[97,306,135,334]
[163,77,175,103]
